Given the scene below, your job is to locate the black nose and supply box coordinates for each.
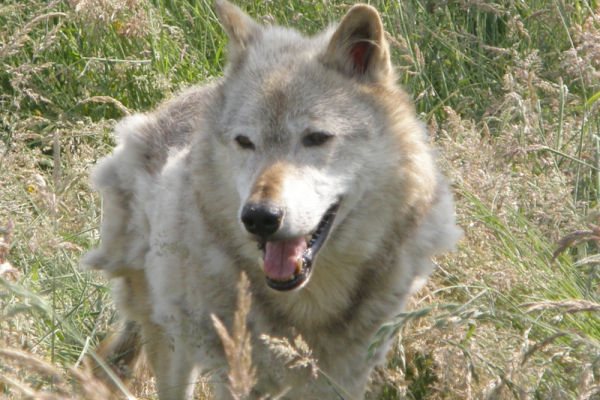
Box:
[241,201,283,237]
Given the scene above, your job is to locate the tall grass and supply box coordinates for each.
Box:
[2,0,600,398]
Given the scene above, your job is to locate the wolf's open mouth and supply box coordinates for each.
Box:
[257,202,340,291]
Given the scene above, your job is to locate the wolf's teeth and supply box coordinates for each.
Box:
[295,258,303,276]
[305,235,312,244]
[258,257,265,272]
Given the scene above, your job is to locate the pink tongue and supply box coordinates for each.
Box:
[264,238,307,280]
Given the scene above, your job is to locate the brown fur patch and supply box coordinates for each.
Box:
[248,161,290,203]
[95,320,143,388]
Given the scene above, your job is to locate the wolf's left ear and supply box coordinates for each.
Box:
[215,0,261,62]
[323,5,391,82]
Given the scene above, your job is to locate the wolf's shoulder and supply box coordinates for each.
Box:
[84,84,219,273]
[111,83,219,176]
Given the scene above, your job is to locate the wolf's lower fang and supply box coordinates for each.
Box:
[258,257,265,272]
[295,258,303,276]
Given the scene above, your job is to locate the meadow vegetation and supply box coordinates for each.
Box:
[1,0,600,398]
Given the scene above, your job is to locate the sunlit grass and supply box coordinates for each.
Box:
[2,0,600,398]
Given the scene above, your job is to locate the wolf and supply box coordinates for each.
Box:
[84,1,461,398]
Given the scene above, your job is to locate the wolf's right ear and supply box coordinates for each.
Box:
[215,0,261,62]
[322,4,391,82]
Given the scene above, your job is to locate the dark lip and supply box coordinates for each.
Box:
[260,201,341,292]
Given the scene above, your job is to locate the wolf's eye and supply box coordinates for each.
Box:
[302,132,332,147]
[235,135,255,150]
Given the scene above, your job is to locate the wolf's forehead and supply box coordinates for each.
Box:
[251,27,328,64]
[223,30,369,141]
[234,84,307,148]
[251,78,343,125]
[226,65,364,143]
[240,29,329,84]
[231,67,325,116]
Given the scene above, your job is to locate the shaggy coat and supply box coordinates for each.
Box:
[85,1,461,398]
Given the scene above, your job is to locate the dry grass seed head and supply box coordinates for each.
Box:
[211,272,256,400]
[259,334,319,381]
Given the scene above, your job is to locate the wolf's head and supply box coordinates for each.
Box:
[203,1,437,292]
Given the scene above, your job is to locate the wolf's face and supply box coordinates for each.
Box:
[213,1,396,291]
[223,72,376,291]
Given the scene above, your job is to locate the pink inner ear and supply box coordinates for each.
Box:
[351,41,370,74]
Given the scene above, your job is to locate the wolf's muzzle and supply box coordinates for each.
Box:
[241,201,283,237]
